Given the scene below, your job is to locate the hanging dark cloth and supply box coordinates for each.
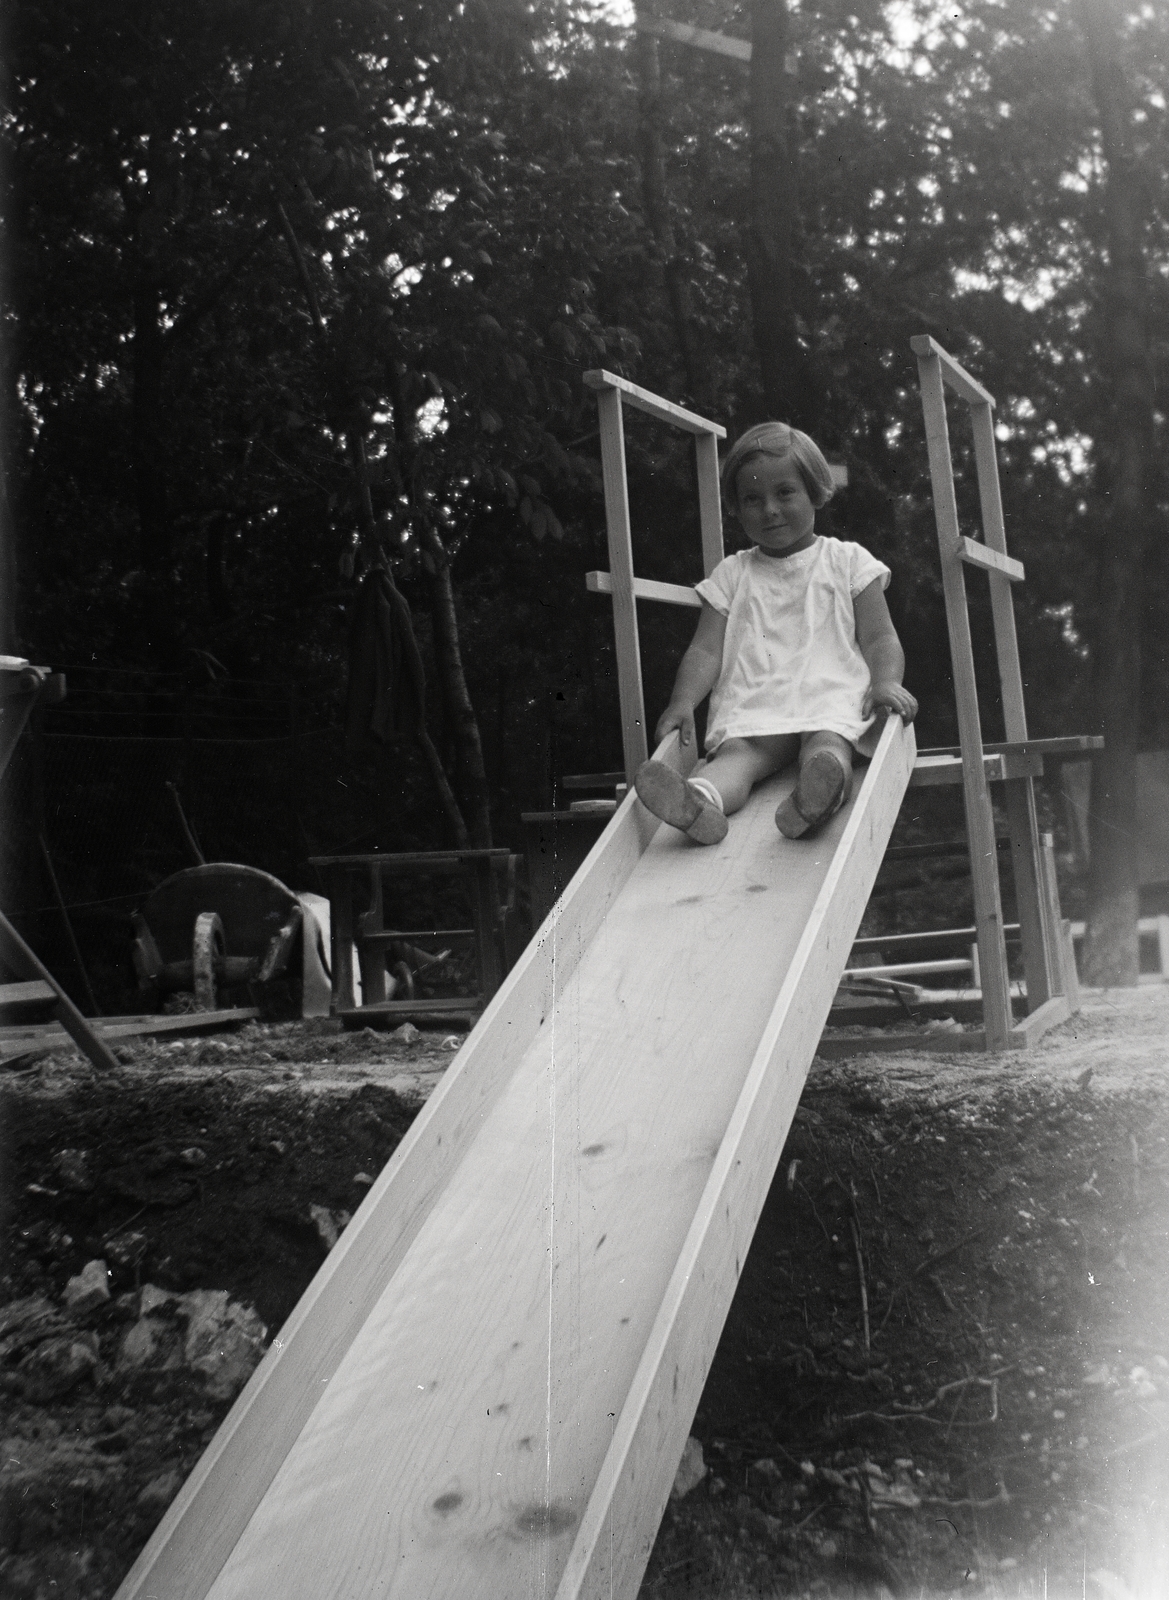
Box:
[344,569,421,756]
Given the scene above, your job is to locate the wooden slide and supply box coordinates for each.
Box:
[116,716,915,1600]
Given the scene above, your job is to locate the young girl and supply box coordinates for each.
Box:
[635,422,917,844]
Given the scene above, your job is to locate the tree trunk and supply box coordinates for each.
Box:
[383,357,493,848]
[347,432,471,850]
[1079,0,1155,987]
[132,279,178,667]
[418,522,494,849]
[634,11,705,408]
[0,441,16,656]
[747,0,815,429]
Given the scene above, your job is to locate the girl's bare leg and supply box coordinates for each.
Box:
[776,730,854,838]
[698,734,800,815]
[800,730,853,783]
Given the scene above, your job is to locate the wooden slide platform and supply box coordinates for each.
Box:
[116,718,915,1600]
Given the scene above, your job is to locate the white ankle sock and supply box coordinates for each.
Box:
[688,775,725,813]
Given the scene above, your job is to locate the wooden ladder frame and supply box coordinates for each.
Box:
[911,334,1078,1050]
[587,352,1085,1052]
[582,370,725,779]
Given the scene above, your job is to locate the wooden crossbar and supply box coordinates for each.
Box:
[957,537,1025,582]
[909,750,1043,787]
[585,571,702,608]
[634,15,752,62]
[583,370,726,438]
[909,334,995,407]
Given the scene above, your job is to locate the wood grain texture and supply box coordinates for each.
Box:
[556,717,915,1600]
[583,370,727,437]
[166,725,911,1600]
[586,571,702,608]
[113,739,694,1600]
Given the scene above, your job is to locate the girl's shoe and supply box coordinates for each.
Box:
[634,760,728,845]
[775,752,847,838]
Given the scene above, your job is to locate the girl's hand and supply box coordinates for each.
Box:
[864,681,918,723]
[655,702,697,749]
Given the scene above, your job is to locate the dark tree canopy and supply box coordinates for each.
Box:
[5,0,1168,983]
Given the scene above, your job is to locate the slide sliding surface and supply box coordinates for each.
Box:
[116,718,914,1600]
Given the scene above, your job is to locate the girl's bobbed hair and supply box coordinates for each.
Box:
[720,422,836,512]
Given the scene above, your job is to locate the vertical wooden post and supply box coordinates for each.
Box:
[467,855,504,1001]
[356,864,387,1004]
[914,350,1013,1049]
[596,387,649,779]
[330,868,357,1013]
[970,404,1057,1010]
[694,431,725,577]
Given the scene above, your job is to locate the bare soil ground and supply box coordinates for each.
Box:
[1,989,1166,1599]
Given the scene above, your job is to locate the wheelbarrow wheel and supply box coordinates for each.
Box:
[193,911,226,1012]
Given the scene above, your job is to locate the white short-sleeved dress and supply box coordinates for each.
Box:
[694,536,891,757]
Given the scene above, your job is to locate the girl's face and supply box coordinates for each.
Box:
[735,454,816,556]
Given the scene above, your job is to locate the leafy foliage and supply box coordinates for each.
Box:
[6,0,1169,861]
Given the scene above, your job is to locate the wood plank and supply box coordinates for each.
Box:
[1008,994,1072,1048]
[913,343,1013,1048]
[0,980,55,1007]
[694,431,725,577]
[968,399,1058,1011]
[0,909,121,1072]
[634,15,752,62]
[969,403,1027,725]
[595,386,650,778]
[586,571,702,608]
[919,737,1103,759]
[113,734,695,1600]
[0,1008,260,1050]
[189,721,914,1600]
[908,751,1048,787]
[560,772,627,791]
[883,837,1010,862]
[909,335,996,407]
[328,868,356,1013]
[557,717,916,1599]
[583,370,726,438]
[957,536,1025,582]
[843,957,970,981]
[851,923,1021,955]
[1005,777,1055,1011]
[816,1028,994,1059]
[1060,919,1082,1011]
[309,850,510,869]
[339,999,480,1025]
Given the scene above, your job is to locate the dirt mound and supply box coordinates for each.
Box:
[1,996,1166,1597]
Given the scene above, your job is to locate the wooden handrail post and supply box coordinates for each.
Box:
[913,346,1013,1049]
[595,385,649,780]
